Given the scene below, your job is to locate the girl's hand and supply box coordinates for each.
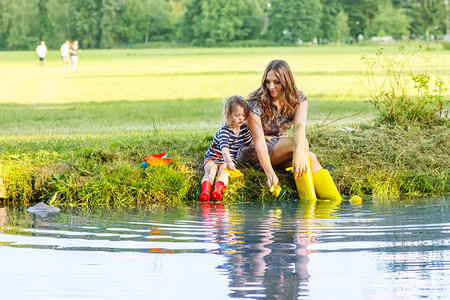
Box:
[292,154,308,179]
[264,136,275,142]
[266,171,279,189]
[226,161,236,171]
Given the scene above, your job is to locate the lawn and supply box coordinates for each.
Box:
[4,44,447,136]
[0,44,448,206]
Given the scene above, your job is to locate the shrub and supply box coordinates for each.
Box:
[361,46,449,126]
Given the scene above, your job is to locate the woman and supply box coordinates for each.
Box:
[239,60,340,200]
[70,40,81,69]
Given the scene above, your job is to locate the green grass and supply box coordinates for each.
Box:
[0,44,449,207]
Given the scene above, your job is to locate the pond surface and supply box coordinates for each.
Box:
[1,196,449,299]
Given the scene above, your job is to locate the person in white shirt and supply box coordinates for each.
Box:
[60,40,70,68]
[35,41,48,68]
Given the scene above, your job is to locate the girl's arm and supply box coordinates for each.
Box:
[248,113,278,188]
[222,147,235,171]
[292,101,308,179]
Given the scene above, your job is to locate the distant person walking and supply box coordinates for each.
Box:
[70,40,81,69]
[60,40,71,68]
[35,41,48,68]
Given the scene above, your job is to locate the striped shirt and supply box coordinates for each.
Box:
[204,123,252,165]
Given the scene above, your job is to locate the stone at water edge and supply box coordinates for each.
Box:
[27,202,60,216]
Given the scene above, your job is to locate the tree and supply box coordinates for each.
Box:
[341,0,379,39]
[178,0,263,46]
[99,0,122,48]
[117,0,148,44]
[366,0,409,38]
[319,0,342,43]
[0,0,40,49]
[334,10,350,44]
[268,0,322,44]
[46,0,75,47]
[72,0,101,48]
[404,0,446,41]
[145,0,175,42]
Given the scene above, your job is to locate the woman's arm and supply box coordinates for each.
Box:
[292,101,308,179]
[248,113,278,188]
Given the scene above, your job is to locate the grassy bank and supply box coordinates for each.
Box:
[1,124,448,208]
[0,45,448,208]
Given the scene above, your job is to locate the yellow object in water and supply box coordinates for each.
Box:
[312,169,342,201]
[349,195,362,204]
[270,185,282,197]
[293,157,317,201]
[225,169,244,179]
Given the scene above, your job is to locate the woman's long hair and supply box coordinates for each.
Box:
[247,60,300,118]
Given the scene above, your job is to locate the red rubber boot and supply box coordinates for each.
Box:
[199,181,212,201]
[211,181,227,201]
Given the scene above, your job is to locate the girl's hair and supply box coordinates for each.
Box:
[247,59,300,118]
[223,95,249,127]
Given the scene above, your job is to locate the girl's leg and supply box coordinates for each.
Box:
[200,162,218,201]
[212,164,229,201]
[216,164,229,186]
[202,161,218,184]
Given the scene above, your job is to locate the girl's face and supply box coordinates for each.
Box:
[230,105,247,128]
[265,70,283,100]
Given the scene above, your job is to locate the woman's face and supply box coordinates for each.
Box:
[265,70,283,100]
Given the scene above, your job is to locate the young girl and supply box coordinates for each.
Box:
[200,95,253,201]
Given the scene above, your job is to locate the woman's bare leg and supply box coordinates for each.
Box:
[270,137,322,173]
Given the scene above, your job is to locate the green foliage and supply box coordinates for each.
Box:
[319,0,342,42]
[73,0,101,48]
[0,0,449,49]
[365,0,409,38]
[46,0,74,48]
[117,0,148,44]
[178,0,263,46]
[0,0,40,49]
[99,0,122,48]
[268,0,322,44]
[341,0,379,39]
[405,0,446,41]
[333,10,351,44]
[361,46,449,126]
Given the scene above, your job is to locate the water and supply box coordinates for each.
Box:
[0,196,449,300]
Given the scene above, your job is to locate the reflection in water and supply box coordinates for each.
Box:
[200,198,342,299]
[0,196,449,299]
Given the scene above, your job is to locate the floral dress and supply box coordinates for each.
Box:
[238,91,307,168]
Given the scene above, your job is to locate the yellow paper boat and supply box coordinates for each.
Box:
[270,185,282,197]
[225,169,244,179]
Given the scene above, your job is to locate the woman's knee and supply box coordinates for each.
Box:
[309,151,322,173]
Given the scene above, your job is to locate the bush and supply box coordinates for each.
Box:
[361,46,449,126]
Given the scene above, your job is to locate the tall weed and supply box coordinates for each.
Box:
[361,46,449,126]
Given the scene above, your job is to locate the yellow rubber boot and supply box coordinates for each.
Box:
[312,169,342,201]
[294,157,317,201]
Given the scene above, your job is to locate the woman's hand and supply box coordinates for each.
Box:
[266,171,279,189]
[292,153,308,179]
[264,135,276,142]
